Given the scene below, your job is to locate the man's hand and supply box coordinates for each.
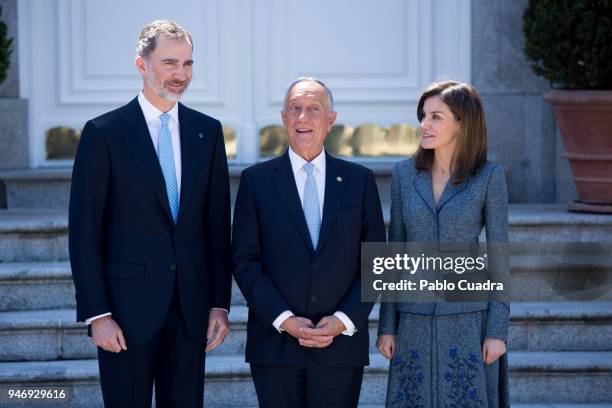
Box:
[206,309,230,352]
[91,316,127,353]
[376,335,396,360]
[298,316,345,348]
[482,338,506,364]
[280,316,315,339]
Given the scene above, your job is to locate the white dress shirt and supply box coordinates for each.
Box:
[271,147,356,336]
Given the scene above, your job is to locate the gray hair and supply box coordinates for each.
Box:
[136,20,193,59]
[283,77,334,112]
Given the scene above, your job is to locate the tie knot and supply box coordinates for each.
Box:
[160,113,170,126]
[303,162,315,176]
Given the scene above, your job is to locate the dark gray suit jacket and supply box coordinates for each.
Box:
[378,158,510,341]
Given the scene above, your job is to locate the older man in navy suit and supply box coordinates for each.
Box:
[232,77,386,407]
[69,20,232,408]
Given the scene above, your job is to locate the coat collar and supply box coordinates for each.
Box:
[317,152,346,253]
[177,103,208,226]
[273,150,315,253]
[118,97,174,225]
[413,169,468,215]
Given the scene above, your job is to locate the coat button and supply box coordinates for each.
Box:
[312,263,319,271]
[169,264,177,271]
[310,295,318,302]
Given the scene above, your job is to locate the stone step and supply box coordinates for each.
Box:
[0,166,393,212]
[360,404,612,408]
[0,262,246,312]
[0,166,389,211]
[1,254,611,314]
[0,168,236,211]
[0,354,385,408]
[509,351,612,404]
[0,262,76,311]
[510,253,612,302]
[1,302,611,362]
[513,405,612,408]
[506,205,612,243]
[360,406,612,408]
[0,352,610,407]
[0,210,68,262]
[0,169,74,211]
[508,302,612,352]
[1,205,612,262]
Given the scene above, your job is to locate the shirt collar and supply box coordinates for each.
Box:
[137,91,180,126]
[288,146,326,177]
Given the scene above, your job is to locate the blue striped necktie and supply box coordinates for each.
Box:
[158,113,179,224]
[302,162,321,248]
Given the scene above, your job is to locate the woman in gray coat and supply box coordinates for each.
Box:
[377,81,510,407]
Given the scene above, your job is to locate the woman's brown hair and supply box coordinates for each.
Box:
[414,80,487,185]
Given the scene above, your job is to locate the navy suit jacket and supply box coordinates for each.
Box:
[232,151,386,367]
[68,97,232,345]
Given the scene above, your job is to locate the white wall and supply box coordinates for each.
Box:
[19,0,470,166]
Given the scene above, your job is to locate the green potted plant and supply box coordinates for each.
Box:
[0,6,13,84]
[523,0,612,213]
[0,5,12,86]
[0,4,29,170]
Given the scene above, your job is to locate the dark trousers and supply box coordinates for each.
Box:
[97,283,205,408]
[250,356,364,408]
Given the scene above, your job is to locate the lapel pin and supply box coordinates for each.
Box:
[198,133,204,139]
[336,176,343,182]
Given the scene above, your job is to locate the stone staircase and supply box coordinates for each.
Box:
[0,170,612,407]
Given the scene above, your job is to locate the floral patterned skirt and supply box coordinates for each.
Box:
[385,311,509,408]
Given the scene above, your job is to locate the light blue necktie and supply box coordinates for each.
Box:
[302,162,321,248]
[158,113,179,224]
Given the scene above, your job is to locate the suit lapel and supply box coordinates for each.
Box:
[176,103,212,226]
[272,152,315,253]
[316,153,346,253]
[118,98,173,223]
[413,170,437,215]
[412,169,468,214]
[437,179,468,212]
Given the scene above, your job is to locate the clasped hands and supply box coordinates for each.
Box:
[280,316,346,348]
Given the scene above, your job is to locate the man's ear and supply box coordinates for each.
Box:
[135,56,147,75]
[328,111,337,129]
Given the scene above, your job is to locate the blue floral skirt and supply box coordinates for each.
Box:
[385,311,509,408]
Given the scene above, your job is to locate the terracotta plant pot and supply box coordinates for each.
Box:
[544,90,612,214]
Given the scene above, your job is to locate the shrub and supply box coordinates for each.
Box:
[523,0,612,89]
[0,5,14,85]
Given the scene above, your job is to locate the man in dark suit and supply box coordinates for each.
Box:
[232,77,386,407]
[69,20,232,408]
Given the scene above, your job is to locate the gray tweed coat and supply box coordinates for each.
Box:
[378,158,510,342]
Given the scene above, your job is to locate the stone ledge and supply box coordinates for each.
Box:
[1,205,610,233]
[512,403,612,408]
[509,351,612,373]
[0,210,67,233]
[513,405,612,408]
[509,205,612,227]
[0,163,395,180]
[1,351,611,383]
[510,302,612,321]
[2,302,611,331]
[0,262,71,281]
